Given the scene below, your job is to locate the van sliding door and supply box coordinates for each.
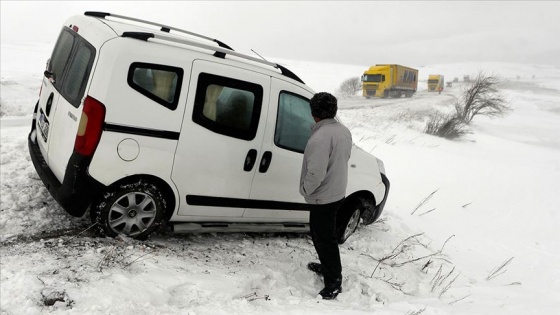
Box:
[171,60,270,219]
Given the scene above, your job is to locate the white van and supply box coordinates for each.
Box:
[28,12,389,243]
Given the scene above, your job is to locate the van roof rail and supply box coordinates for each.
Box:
[85,11,305,84]
[84,11,234,55]
[120,31,304,84]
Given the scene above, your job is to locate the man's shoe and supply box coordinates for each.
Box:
[307,262,323,275]
[319,285,342,300]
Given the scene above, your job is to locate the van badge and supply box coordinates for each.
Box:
[68,111,77,121]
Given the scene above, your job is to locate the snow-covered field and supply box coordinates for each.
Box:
[1,42,559,315]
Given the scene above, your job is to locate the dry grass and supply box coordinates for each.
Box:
[424,113,470,139]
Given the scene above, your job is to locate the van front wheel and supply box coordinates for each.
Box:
[94,180,166,240]
[336,200,362,244]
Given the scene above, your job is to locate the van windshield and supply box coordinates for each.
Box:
[49,28,96,107]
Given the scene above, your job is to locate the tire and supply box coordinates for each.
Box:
[93,180,166,240]
[336,199,362,244]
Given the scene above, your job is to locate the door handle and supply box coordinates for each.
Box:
[244,149,258,171]
[259,151,273,173]
[45,93,54,116]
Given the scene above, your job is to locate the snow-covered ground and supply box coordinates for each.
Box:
[1,42,559,315]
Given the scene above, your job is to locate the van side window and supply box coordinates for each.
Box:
[192,73,263,141]
[127,63,183,110]
[274,92,313,153]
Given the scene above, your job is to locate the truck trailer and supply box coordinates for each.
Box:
[427,74,445,92]
[361,64,418,98]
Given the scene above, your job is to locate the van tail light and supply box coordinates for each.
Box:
[74,96,106,156]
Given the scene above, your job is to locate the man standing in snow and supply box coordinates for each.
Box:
[300,92,352,300]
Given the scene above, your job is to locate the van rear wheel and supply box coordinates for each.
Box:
[93,180,166,240]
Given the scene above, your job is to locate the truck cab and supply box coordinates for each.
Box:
[362,64,417,98]
[427,74,445,92]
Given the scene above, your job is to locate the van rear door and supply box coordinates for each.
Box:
[36,27,95,181]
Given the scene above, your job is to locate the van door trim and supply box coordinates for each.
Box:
[186,195,309,211]
[104,123,180,140]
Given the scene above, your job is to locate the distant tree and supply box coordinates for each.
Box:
[337,77,362,97]
[425,71,510,139]
[454,72,510,124]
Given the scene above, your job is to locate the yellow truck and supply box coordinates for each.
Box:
[361,64,418,98]
[427,74,445,92]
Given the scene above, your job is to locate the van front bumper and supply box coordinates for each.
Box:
[361,173,390,225]
[28,129,105,217]
[377,173,390,217]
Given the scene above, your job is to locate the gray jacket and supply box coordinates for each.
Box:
[300,118,352,204]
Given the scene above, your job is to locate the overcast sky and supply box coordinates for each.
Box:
[1,1,560,67]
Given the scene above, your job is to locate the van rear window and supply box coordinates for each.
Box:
[49,28,95,107]
[50,31,74,84]
[127,63,183,110]
[62,45,93,101]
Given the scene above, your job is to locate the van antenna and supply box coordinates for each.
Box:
[251,48,304,84]
[251,49,269,62]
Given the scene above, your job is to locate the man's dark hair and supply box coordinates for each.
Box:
[310,92,337,119]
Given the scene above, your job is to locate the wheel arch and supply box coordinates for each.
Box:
[104,174,177,221]
[345,190,379,225]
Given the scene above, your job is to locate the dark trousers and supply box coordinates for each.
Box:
[309,199,344,286]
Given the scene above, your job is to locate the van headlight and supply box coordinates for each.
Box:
[376,158,386,175]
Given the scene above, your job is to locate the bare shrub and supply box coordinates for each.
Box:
[424,113,469,139]
[336,77,362,96]
[455,72,510,124]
